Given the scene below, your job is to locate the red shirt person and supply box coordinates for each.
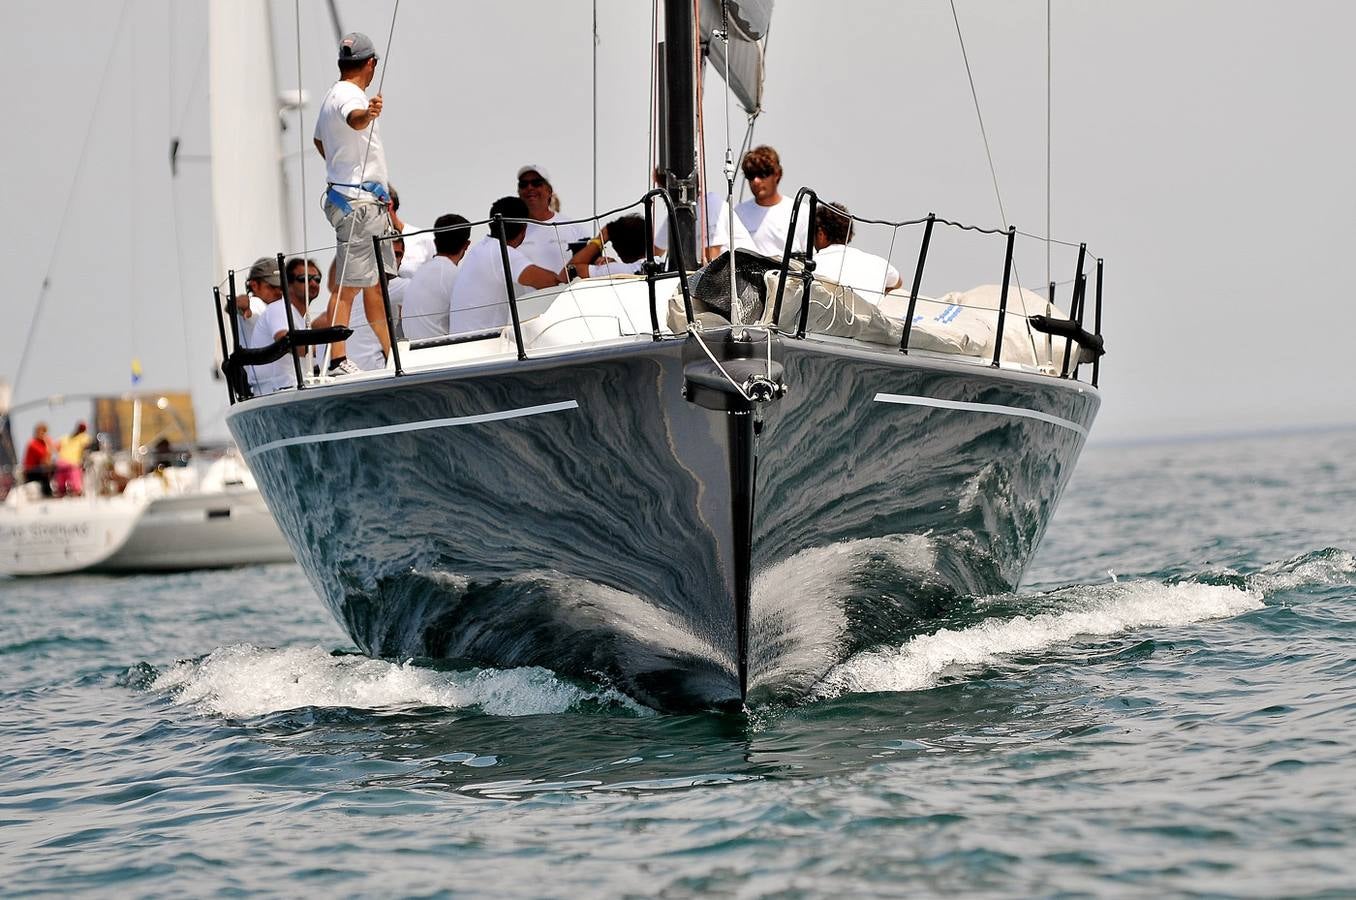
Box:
[22,422,55,498]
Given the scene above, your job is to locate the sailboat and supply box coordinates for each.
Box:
[219,1,1106,710]
[0,1,294,577]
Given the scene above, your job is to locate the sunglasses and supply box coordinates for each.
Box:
[518,177,546,189]
[291,274,322,283]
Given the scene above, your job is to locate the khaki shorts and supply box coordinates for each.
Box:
[324,199,397,288]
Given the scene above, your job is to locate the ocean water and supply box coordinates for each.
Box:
[2,427,1355,898]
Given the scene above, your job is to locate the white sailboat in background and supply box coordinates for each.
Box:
[0,0,295,577]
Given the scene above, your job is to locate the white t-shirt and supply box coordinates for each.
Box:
[244,299,296,394]
[449,237,533,334]
[654,191,751,257]
[347,278,405,370]
[313,80,388,199]
[401,256,458,340]
[399,227,437,277]
[735,194,807,258]
[518,215,591,272]
[814,244,903,302]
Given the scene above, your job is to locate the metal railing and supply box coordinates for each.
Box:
[769,187,1106,385]
[214,190,696,406]
[214,186,1105,406]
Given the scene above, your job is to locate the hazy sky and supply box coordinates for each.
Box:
[7,1,1355,444]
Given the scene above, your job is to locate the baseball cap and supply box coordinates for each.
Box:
[517,164,552,184]
[248,257,282,287]
[338,32,377,63]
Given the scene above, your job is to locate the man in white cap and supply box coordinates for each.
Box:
[514,165,591,272]
[313,31,395,376]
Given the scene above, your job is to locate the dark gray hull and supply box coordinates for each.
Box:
[228,337,1097,710]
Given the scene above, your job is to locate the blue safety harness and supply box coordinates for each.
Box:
[326,180,390,216]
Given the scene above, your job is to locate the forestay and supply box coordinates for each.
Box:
[701,0,772,115]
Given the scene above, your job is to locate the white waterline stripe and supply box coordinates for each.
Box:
[244,400,580,458]
[873,392,1087,436]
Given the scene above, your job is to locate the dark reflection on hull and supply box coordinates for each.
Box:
[229,338,1097,710]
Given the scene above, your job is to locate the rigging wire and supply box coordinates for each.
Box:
[735,16,770,203]
[13,0,132,401]
[693,0,708,263]
[948,0,1041,366]
[1045,0,1054,358]
[648,0,658,187]
[128,10,141,384]
[948,0,1007,229]
[330,0,400,349]
[720,1,737,314]
[592,0,599,223]
[1046,0,1052,293]
[295,0,309,304]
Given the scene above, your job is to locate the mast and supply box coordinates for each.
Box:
[661,0,699,269]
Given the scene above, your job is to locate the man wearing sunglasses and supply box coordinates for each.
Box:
[734,144,808,259]
[514,164,591,272]
[285,257,324,320]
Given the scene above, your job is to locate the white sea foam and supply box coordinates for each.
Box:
[1248,548,1356,595]
[812,580,1264,699]
[151,644,651,719]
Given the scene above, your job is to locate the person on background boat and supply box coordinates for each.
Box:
[313,31,395,376]
[52,422,92,498]
[734,145,807,258]
[563,214,649,279]
[401,213,471,340]
[514,165,591,272]
[386,186,437,279]
[238,257,296,396]
[22,422,55,498]
[450,197,563,334]
[812,201,902,301]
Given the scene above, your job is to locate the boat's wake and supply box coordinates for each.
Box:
[147,645,652,719]
[137,549,1351,720]
[811,547,1353,699]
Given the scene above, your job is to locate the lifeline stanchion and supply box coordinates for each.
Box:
[900,213,935,354]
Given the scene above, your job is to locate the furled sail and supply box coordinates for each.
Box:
[208,0,288,280]
[701,0,772,115]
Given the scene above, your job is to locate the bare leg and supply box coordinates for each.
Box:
[325,284,363,359]
[360,284,392,357]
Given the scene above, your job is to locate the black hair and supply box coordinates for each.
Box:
[285,257,318,279]
[488,196,529,243]
[815,201,854,246]
[433,214,472,256]
[606,214,647,263]
[338,58,370,75]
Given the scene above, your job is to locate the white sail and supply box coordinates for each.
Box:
[208,0,289,281]
[702,0,772,115]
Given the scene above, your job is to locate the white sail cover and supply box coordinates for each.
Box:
[702,0,772,115]
[209,0,288,280]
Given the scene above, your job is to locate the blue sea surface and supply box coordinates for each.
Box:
[2,428,1355,897]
